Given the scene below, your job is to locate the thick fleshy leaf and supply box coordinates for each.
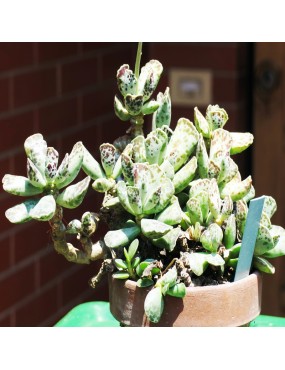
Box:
[152,227,180,252]
[114,259,128,270]
[208,160,220,179]
[127,186,143,216]
[112,155,122,179]
[195,191,209,222]
[220,195,233,220]
[116,181,136,215]
[5,199,38,224]
[116,64,137,97]
[92,178,115,193]
[132,136,146,163]
[157,268,177,290]
[235,200,248,238]
[206,253,225,266]
[141,100,160,115]
[114,95,131,121]
[128,239,139,261]
[145,131,166,165]
[45,147,59,182]
[155,196,182,226]
[151,175,174,214]
[210,129,232,165]
[81,212,98,237]
[254,225,275,256]
[121,151,134,185]
[263,225,285,258]
[263,196,277,219]
[208,179,221,219]
[144,287,164,323]
[160,160,174,180]
[138,60,163,101]
[66,219,82,234]
[200,223,223,252]
[186,197,203,225]
[104,221,141,248]
[194,107,210,138]
[189,179,210,198]
[113,271,130,280]
[56,176,90,209]
[243,185,255,203]
[137,278,154,288]
[2,174,43,196]
[188,253,208,276]
[253,256,275,274]
[165,118,198,171]
[217,157,238,186]
[206,105,229,131]
[220,176,252,201]
[29,195,56,221]
[196,134,209,179]
[223,214,236,249]
[100,143,118,178]
[152,87,171,129]
[228,243,241,259]
[173,157,197,194]
[260,212,271,229]
[230,132,254,155]
[54,153,69,186]
[166,283,186,298]
[81,146,105,181]
[24,133,47,177]
[124,94,143,115]
[27,158,47,188]
[57,142,84,189]
[141,218,173,239]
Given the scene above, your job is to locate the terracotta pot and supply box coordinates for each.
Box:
[108,271,262,327]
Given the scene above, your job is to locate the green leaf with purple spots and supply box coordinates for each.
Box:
[121,152,134,185]
[186,197,203,225]
[152,87,171,129]
[189,179,211,198]
[235,200,248,238]
[100,143,118,178]
[127,186,143,216]
[116,181,136,215]
[124,94,143,115]
[54,153,69,186]
[56,176,91,209]
[132,136,146,163]
[206,105,229,131]
[209,129,232,165]
[263,196,277,219]
[27,158,47,188]
[208,179,221,219]
[173,156,197,194]
[114,95,131,121]
[138,60,163,102]
[220,176,252,201]
[116,64,137,97]
[92,178,115,193]
[254,224,275,256]
[45,147,59,183]
[141,219,173,239]
[196,133,209,179]
[194,107,211,138]
[141,100,160,115]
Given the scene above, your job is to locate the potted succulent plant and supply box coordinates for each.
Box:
[2,43,285,326]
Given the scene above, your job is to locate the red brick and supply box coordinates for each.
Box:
[15,285,58,326]
[101,116,132,144]
[0,238,11,272]
[82,85,115,122]
[0,111,34,152]
[14,68,57,107]
[76,122,102,155]
[0,43,34,72]
[0,157,12,198]
[0,77,10,113]
[38,98,78,136]
[61,57,98,93]
[0,314,11,327]
[81,42,113,52]
[213,74,247,104]
[39,250,71,288]
[11,151,29,177]
[0,263,35,312]
[101,45,136,81]
[0,196,19,235]
[37,43,78,63]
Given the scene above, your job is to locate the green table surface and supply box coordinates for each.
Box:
[54,301,285,327]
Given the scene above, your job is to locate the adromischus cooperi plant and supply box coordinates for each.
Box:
[2,43,285,324]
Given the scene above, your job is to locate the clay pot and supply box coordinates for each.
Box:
[108,271,262,327]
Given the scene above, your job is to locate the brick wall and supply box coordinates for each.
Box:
[0,42,252,326]
[0,42,137,326]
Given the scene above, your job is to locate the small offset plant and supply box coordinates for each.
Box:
[2,43,285,324]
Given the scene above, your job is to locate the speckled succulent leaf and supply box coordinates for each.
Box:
[2,174,43,196]
[208,179,221,219]
[152,87,171,129]
[263,226,285,258]
[209,129,232,165]
[254,224,275,256]
[92,178,115,193]
[143,187,161,214]
[242,185,255,203]
[161,125,173,139]
[100,143,118,178]
[138,60,163,102]
[230,132,254,155]
[155,196,182,226]
[57,142,84,189]
[121,152,134,185]
[235,200,248,238]
[24,134,47,178]
[29,195,56,221]
[126,186,143,215]
[228,243,241,259]
[260,211,272,230]
[66,219,82,234]
[180,211,191,230]
[208,160,220,179]
[116,64,137,97]
[144,287,164,324]
[5,199,38,224]
[160,160,174,180]
[128,239,139,261]
[141,219,173,239]
[145,132,164,165]
[186,197,203,225]
[165,118,198,171]
[195,191,209,222]
[132,163,148,202]
[194,107,211,138]
[45,147,59,183]
[114,95,131,121]
[111,156,122,180]
[166,283,186,298]
[81,212,98,237]
[217,157,238,185]
[220,195,233,221]
[104,220,141,248]
[27,158,47,188]
[124,94,144,115]
[173,156,197,194]
[200,223,223,252]
[206,105,229,131]
[152,176,174,214]
[223,214,236,249]
[188,253,208,276]
[220,176,252,201]
[113,135,132,154]
[189,179,211,198]
[206,253,225,266]
[116,181,136,215]
[263,196,277,219]
[253,256,275,274]
[56,176,90,209]
[152,227,180,252]
[132,136,146,163]
[54,153,70,186]
[196,134,209,179]
[141,100,160,115]
[155,129,169,164]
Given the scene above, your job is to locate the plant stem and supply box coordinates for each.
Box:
[134,42,143,80]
